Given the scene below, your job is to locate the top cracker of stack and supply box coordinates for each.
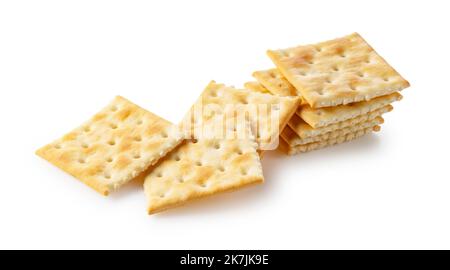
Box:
[247,33,409,154]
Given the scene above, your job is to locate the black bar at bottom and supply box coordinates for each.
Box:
[0,250,449,268]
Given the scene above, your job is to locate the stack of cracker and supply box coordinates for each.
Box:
[245,33,409,154]
[36,32,409,214]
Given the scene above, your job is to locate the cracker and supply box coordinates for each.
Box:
[267,33,410,108]
[144,137,264,214]
[289,104,392,138]
[244,81,271,94]
[282,116,383,146]
[279,126,377,155]
[36,96,184,195]
[182,81,300,150]
[299,92,401,128]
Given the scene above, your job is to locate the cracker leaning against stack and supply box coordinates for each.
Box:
[36,33,409,214]
[246,33,409,154]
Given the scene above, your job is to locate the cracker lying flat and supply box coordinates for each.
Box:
[144,137,264,214]
[36,96,184,195]
[282,116,383,146]
[279,126,377,155]
[182,81,300,150]
[267,33,410,108]
[289,104,392,138]
[252,68,299,97]
[244,81,271,94]
[299,92,401,128]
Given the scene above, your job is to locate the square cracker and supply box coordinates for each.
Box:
[279,126,377,155]
[36,96,184,195]
[267,33,410,108]
[299,92,401,128]
[144,136,264,214]
[282,116,383,146]
[289,104,392,139]
[182,81,300,150]
[244,81,271,94]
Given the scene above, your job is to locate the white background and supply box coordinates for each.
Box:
[1,0,449,249]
